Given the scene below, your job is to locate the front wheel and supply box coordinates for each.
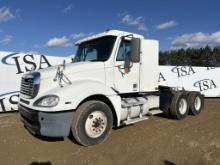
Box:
[71,100,113,146]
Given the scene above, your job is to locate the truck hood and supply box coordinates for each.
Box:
[38,61,105,80]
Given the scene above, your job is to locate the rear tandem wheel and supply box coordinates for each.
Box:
[170,92,189,120]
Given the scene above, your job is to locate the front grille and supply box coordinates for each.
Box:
[20,72,40,99]
[20,77,34,97]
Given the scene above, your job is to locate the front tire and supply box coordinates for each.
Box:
[71,100,113,146]
[170,92,189,120]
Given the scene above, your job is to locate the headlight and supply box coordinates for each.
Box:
[34,95,59,107]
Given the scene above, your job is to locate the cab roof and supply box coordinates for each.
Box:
[75,29,144,45]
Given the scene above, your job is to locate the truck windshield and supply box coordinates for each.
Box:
[73,36,116,62]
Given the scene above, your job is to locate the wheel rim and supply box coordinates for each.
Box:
[178,98,187,115]
[194,96,202,111]
[85,111,107,138]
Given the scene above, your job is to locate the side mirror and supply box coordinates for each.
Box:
[131,38,140,62]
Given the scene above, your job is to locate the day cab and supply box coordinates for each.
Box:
[18,30,204,146]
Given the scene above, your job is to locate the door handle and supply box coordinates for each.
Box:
[115,64,124,69]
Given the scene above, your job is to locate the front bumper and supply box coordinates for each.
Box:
[18,104,73,137]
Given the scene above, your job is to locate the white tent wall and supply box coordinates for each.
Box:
[0,51,219,112]
[159,66,220,97]
[0,51,72,112]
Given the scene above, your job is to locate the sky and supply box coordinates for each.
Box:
[0,0,220,56]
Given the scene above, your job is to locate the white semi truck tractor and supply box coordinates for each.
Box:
[18,30,204,146]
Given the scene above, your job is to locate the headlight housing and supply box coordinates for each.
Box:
[34,95,59,107]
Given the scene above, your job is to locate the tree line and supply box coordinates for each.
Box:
[159,46,220,67]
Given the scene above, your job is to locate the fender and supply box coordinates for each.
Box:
[54,80,118,109]
[27,80,122,125]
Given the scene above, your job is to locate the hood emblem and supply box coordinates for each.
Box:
[53,60,72,87]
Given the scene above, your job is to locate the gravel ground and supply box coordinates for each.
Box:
[0,99,219,165]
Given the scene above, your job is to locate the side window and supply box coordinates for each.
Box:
[116,40,131,61]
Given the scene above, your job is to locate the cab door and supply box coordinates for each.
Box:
[113,39,140,93]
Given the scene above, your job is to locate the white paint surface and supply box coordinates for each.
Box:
[0,51,219,112]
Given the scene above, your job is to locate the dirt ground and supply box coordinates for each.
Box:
[0,99,219,165]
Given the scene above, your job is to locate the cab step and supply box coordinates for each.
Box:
[123,116,149,125]
[147,109,163,116]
